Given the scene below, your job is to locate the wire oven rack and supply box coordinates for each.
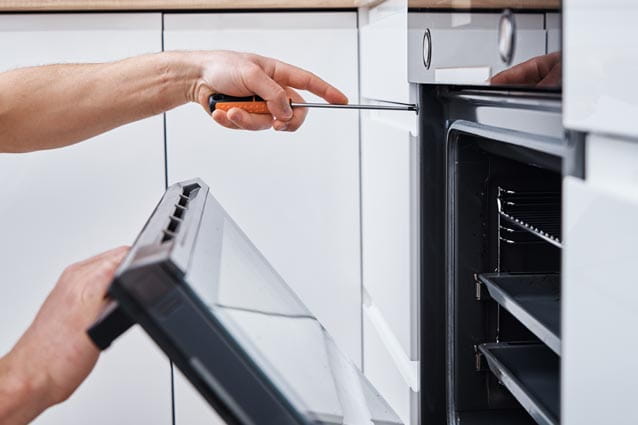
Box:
[497,187,562,248]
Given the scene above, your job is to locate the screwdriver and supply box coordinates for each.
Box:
[208,94,418,114]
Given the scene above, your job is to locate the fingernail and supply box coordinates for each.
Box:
[274,122,288,131]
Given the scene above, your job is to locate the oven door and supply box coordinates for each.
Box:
[88,179,403,425]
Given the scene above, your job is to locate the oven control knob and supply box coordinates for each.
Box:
[422,28,432,70]
[498,9,516,65]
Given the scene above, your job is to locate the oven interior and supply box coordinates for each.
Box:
[450,132,561,425]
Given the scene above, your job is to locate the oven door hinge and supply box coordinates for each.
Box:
[473,344,487,372]
[474,273,485,301]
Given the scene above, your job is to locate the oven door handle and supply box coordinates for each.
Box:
[87,299,134,350]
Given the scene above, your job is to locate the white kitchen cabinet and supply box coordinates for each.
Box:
[163,12,360,425]
[564,0,638,138]
[359,0,410,103]
[408,12,546,84]
[360,108,419,358]
[563,134,638,425]
[0,14,170,425]
[586,133,638,202]
[363,310,418,425]
[360,106,419,424]
[563,179,638,425]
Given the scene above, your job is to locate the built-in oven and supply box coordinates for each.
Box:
[405,1,569,422]
[416,84,580,425]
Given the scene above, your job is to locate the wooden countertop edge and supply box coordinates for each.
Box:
[0,0,560,11]
[0,1,359,12]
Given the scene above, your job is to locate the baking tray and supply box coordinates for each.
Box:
[478,273,560,354]
[479,342,559,425]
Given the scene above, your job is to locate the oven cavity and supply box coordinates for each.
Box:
[449,130,562,425]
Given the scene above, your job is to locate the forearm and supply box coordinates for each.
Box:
[0,51,201,153]
[0,351,51,425]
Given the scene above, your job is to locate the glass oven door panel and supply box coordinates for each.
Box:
[191,194,404,424]
[101,180,404,425]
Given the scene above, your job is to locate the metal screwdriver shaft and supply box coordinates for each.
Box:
[289,102,417,112]
[209,94,418,114]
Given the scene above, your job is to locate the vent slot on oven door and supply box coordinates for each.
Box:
[161,183,201,243]
[449,130,562,425]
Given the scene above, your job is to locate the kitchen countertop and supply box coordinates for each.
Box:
[0,0,355,11]
[0,0,560,11]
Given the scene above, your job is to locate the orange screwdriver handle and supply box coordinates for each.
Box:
[215,101,270,114]
[209,94,275,115]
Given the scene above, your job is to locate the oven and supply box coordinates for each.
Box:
[398,3,568,420]
[415,84,580,425]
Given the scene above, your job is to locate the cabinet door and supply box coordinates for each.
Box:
[363,314,418,425]
[563,134,638,425]
[360,107,419,424]
[564,0,638,138]
[361,109,419,358]
[0,14,170,425]
[359,0,410,103]
[563,178,638,425]
[163,12,360,424]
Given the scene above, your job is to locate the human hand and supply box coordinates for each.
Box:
[490,51,562,87]
[185,50,348,132]
[0,246,129,425]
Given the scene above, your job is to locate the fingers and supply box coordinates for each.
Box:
[541,51,562,69]
[80,246,129,283]
[228,108,274,130]
[491,60,540,85]
[538,60,562,87]
[212,108,273,131]
[212,89,308,132]
[58,246,129,308]
[241,64,293,120]
[211,109,239,129]
[273,88,307,132]
[262,58,348,105]
[73,246,129,269]
[491,52,562,86]
[205,52,348,132]
[100,246,129,267]
[82,247,129,302]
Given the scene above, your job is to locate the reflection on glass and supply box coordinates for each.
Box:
[491,51,562,88]
[189,213,402,425]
